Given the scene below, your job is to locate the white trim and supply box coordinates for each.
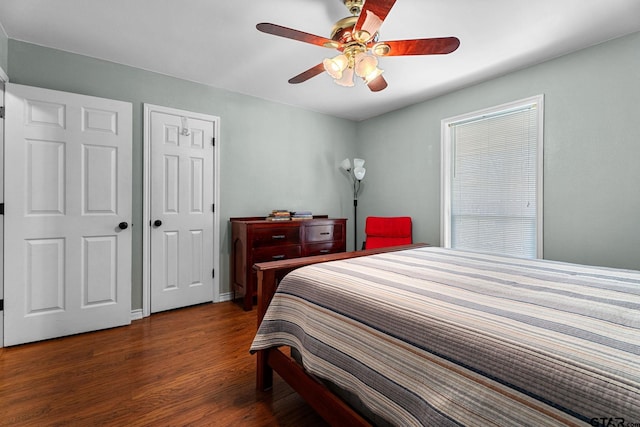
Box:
[537,96,544,258]
[218,292,233,303]
[440,118,452,249]
[142,104,221,317]
[0,72,5,348]
[131,309,144,321]
[441,94,544,258]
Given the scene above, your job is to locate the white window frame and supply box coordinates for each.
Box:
[441,95,544,258]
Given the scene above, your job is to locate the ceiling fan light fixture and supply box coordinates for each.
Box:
[354,53,378,78]
[334,66,355,87]
[363,67,384,84]
[257,0,460,92]
[323,54,349,79]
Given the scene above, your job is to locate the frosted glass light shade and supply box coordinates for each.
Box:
[335,67,355,87]
[363,67,384,84]
[353,158,365,168]
[354,167,366,180]
[360,10,383,40]
[355,53,378,78]
[340,158,352,171]
[323,54,349,79]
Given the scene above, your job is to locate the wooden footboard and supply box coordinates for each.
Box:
[253,243,427,426]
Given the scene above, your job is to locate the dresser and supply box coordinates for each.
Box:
[230,216,347,310]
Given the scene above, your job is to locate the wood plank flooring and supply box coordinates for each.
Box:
[0,302,329,426]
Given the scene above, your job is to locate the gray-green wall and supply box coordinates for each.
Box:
[0,25,7,75]
[5,31,640,312]
[7,40,357,309]
[356,31,640,270]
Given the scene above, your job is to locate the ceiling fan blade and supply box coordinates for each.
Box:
[257,23,340,48]
[288,63,326,84]
[375,37,460,56]
[354,0,397,42]
[367,75,388,92]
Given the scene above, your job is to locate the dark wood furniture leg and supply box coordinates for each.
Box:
[256,268,277,390]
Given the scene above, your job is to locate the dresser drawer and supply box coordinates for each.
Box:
[304,241,344,257]
[231,216,346,311]
[304,224,342,243]
[252,227,300,248]
[253,245,302,262]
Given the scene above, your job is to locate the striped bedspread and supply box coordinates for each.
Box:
[250,247,640,426]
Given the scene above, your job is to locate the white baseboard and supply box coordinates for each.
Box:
[131,309,143,321]
[2,297,238,347]
[218,292,233,302]
[131,294,233,320]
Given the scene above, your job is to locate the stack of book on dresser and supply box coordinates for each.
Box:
[291,210,313,220]
[266,210,291,221]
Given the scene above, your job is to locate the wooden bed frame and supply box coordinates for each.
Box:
[253,243,428,426]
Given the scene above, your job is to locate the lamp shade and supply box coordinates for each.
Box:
[354,167,366,180]
[323,54,349,79]
[340,158,352,171]
[335,67,355,87]
[363,67,384,84]
[354,53,378,78]
[353,158,365,168]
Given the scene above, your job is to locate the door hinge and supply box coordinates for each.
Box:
[212,269,215,278]
[212,204,215,212]
[212,137,215,146]
[0,203,4,215]
[0,106,4,119]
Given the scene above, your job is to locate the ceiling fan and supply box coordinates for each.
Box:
[256,0,460,92]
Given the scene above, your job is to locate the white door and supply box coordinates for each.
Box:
[4,83,132,346]
[147,106,216,313]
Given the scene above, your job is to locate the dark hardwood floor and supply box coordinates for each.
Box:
[0,301,328,426]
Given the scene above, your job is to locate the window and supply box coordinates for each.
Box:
[441,95,544,259]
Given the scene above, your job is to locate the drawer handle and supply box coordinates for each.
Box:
[320,232,331,235]
[272,235,286,239]
[272,254,286,260]
[320,249,330,253]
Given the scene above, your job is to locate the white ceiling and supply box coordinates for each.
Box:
[1,0,640,121]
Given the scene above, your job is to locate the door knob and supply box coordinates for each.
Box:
[153,219,162,227]
[118,222,129,230]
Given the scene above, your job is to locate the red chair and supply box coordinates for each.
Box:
[363,216,412,250]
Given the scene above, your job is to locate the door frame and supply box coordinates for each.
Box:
[142,104,221,318]
[0,66,7,346]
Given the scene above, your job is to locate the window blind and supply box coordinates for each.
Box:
[450,105,539,258]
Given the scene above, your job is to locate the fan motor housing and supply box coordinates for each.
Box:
[330,16,358,42]
[343,0,363,15]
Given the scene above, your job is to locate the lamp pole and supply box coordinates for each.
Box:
[354,198,357,251]
[340,158,365,251]
[353,180,360,251]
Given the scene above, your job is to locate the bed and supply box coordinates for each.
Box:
[250,245,640,426]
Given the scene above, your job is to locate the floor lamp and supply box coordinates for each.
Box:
[340,158,366,251]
